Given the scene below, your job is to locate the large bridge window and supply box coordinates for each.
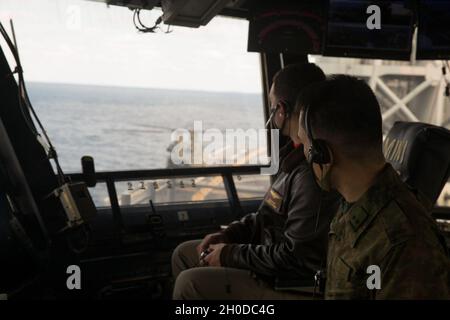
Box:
[1,0,267,174]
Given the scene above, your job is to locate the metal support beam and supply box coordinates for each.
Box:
[222,173,243,219]
[376,78,419,122]
[106,179,125,236]
[434,78,447,126]
[382,79,432,121]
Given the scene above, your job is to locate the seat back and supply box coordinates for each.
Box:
[384,121,450,204]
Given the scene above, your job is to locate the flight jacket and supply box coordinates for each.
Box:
[219,142,340,285]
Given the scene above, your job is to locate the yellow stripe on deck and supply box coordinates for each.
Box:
[191,148,265,201]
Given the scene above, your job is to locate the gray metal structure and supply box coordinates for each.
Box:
[313,57,450,131]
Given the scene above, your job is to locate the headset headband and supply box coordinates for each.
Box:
[304,104,314,142]
[303,103,331,165]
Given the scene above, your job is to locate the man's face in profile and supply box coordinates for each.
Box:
[268,84,286,131]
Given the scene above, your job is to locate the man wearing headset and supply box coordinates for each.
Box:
[297,75,450,299]
[172,63,340,299]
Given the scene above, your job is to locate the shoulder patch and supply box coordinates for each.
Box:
[380,200,414,245]
[349,207,369,231]
[264,189,283,212]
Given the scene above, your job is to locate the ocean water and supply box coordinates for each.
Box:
[27,82,266,173]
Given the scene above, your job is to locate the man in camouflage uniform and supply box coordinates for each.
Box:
[297,75,450,299]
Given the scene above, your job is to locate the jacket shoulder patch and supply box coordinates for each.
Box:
[264,189,283,212]
[350,207,369,231]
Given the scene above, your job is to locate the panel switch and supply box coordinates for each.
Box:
[177,211,189,221]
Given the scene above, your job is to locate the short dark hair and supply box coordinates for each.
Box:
[272,63,325,111]
[297,75,383,159]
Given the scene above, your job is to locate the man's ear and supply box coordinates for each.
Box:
[276,102,285,114]
[274,103,286,123]
[278,101,289,118]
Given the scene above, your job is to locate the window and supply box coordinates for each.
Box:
[437,182,450,208]
[2,0,268,173]
[88,183,111,208]
[102,173,273,207]
[310,55,450,135]
[234,174,270,200]
[115,176,229,207]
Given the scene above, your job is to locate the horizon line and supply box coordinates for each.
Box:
[26,80,264,96]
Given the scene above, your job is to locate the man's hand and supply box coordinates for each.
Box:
[196,232,228,256]
[203,243,226,267]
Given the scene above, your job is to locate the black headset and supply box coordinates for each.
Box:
[303,104,331,165]
[303,104,332,291]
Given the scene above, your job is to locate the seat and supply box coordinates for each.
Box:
[383,121,450,204]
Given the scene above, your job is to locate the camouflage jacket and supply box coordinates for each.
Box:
[325,164,450,299]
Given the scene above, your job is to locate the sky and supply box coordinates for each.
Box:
[0,0,263,93]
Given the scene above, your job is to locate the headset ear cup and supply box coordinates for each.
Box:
[308,146,322,165]
[279,100,292,118]
[304,104,330,165]
[311,139,331,165]
[307,145,315,164]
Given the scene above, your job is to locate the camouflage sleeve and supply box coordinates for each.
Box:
[376,237,450,300]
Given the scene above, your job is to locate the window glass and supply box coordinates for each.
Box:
[234,174,271,200]
[1,0,266,172]
[115,176,228,206]
[437,182,450,208]
[88,182,111,208]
